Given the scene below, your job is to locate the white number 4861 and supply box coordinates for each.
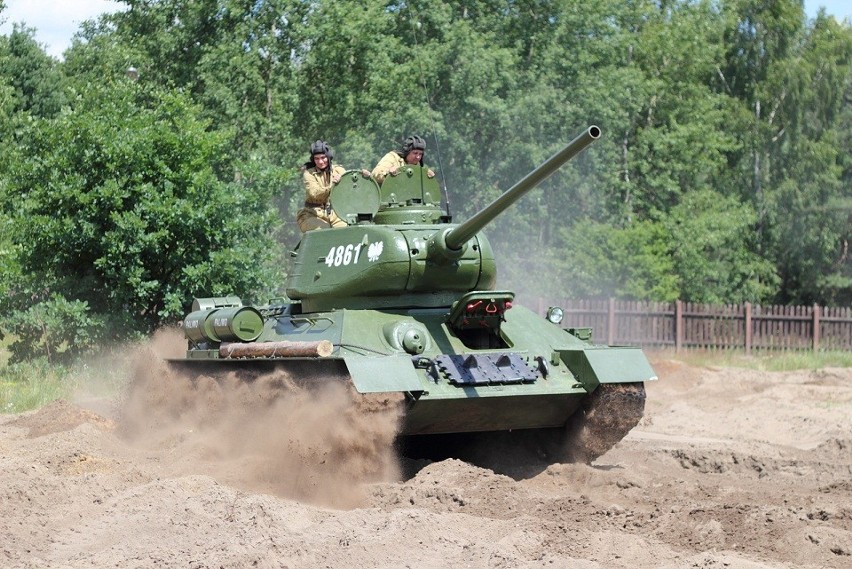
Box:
[325,244,362,267]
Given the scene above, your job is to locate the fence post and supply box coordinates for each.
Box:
[813,304,820,352]
[608,297,616,345]
[745,302,752,355]
[675,300,683,353]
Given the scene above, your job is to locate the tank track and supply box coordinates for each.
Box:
[561,382,646,464]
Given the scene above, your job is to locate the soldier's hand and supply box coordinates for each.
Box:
[427,169,436,178]
[389,166,399,177]
[332,173,341,183]
[360,169,371,178]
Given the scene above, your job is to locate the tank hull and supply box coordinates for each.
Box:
[171,302,656,440]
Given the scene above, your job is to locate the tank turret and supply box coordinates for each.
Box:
[286,126,601,311]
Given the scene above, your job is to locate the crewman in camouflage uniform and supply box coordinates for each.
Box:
[296,140,370,232]
[371,135,436,185]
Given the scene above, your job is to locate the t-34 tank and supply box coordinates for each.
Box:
[172,125,657,464]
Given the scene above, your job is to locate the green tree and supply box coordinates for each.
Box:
[1,80,281,361]
[550,218,679,301]
[665,190,779,303]
[95,0,226,91]
[0,24,65,117]
[3,0,849,317]
[69,1,310,243]
[763,15,852,305]
[718,2,851,305]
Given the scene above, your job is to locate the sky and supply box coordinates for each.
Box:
[0,0,125,59]
[0,0,850,60]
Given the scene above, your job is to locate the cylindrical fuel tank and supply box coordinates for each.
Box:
[183,306,263,344]
[211,306,264,342]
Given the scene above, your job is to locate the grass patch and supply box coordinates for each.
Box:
[0,359,75,413]
[0,351,132,414]
[648,348,852,371]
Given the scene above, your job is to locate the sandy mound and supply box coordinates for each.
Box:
[1,350,850,568]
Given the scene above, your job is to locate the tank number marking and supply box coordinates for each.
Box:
[324,241,384,267]
[325,243,363,267]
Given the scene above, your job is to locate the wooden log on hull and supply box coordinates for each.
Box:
[219,340,334,359]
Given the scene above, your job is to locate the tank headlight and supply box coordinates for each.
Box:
[546,306,564,324]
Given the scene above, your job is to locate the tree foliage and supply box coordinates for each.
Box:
[0,24,65,117]
[0,0,849,361]
[1,79,281,358]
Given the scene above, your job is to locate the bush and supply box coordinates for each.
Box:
[1,294,103,364]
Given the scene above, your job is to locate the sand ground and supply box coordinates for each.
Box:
[1,344,850,569]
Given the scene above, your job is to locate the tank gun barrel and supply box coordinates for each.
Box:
[444,125,601,250]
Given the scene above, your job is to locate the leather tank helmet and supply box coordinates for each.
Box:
[399,135,426,164]
[307,139,334,170]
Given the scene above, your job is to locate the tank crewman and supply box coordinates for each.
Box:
[296,140,371,232]
[371,135,436,185]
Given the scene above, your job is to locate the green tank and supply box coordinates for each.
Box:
[171,125,657,464]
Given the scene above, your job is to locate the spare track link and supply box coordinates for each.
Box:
[564,382,646,464]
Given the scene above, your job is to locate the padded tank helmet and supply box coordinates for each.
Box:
[400,135,427,157]
[306,139,334,170]
[309,140,334,160]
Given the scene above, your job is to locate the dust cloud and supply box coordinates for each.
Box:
[117,328,404,508]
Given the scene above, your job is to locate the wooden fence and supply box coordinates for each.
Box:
[529,298,852,353]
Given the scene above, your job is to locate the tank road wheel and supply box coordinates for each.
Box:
[560,382,646,464]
